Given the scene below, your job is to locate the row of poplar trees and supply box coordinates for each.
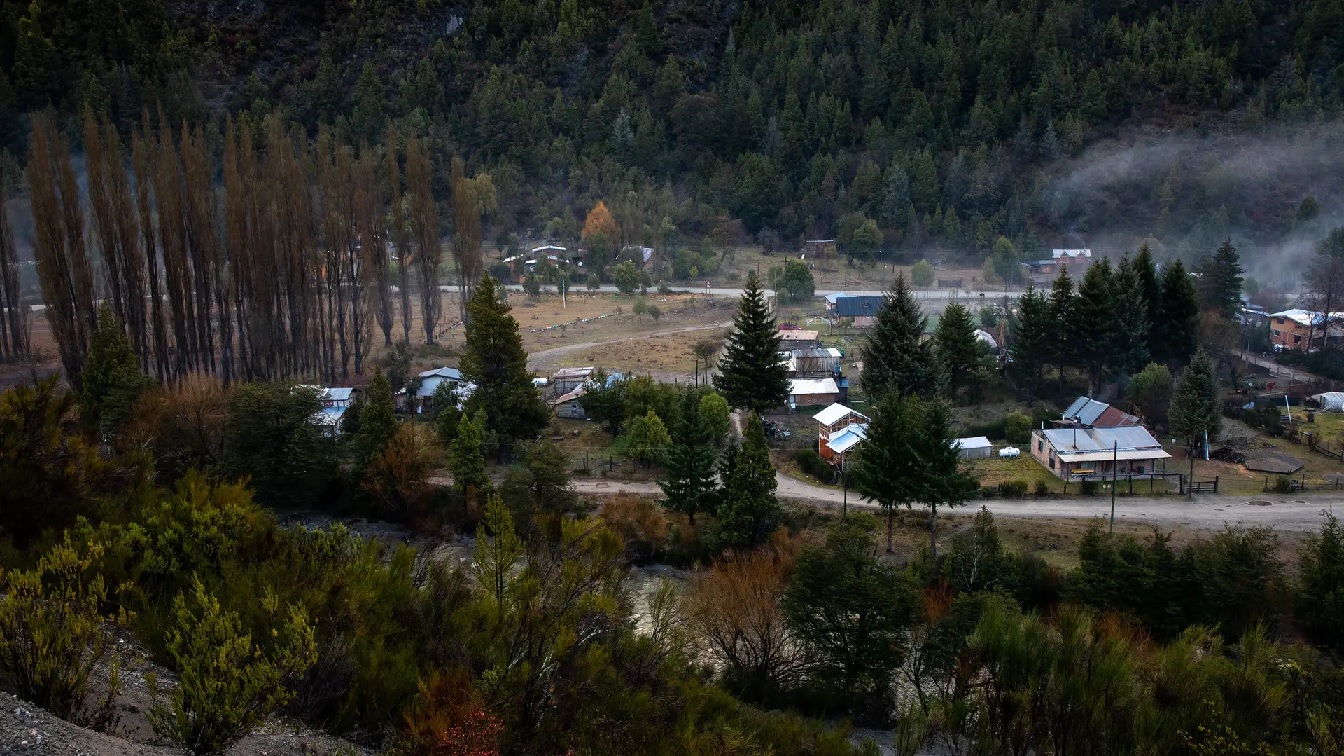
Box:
[10,109,490,390]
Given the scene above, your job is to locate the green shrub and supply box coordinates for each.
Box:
[1080,480,1099,496]
[998,480,1029,498]
[0,536,124,723]
[794,449,833,481]
[1034,479,1051,497]
[979,485,998,498]
[1004,411,1031,444]
[150,579,316,756]
[1272,476,1293,493]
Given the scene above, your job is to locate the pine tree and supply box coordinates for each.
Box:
[1157,260,1200,367]
[933,302,980,402]
[713,270,789,413]
[1075,259,1116,393]
[354,368,398,474]
[1197,238,1244,321]
[79,303,148,438]
[1008,286,1050,398]
[1113,256,1151,379]
[717,413,779,548]
[1134,244,1163,359]
[461,275,549,444]
[1048,268,1079,390]
[916,400,978,560]
[659,390,719,526]
[860,273,942,401]
[850,392,921,553]
[1169,349,1221,453]
[449,410,491,501]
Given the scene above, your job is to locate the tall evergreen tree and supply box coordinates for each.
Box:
[850,392,921,553]
[79,303,148,438]
[448,410,491,502]
[860,273,941,401]
[1113,256,1151,379]
[659,390,719,527]
[717,413,779,549]
[1075,259,1116,393]
[1197,238,1245,320]
[917,400,979,560]
[1157,260,1200,367]
[714,271,789,413]
[1048,269,1079,390]
[1133,244,1163,359]
[353,368,397,474]
[1009,286,1051,398]
[933,302,981,402]
[461,275,549,444]
[1169,349,1221,454]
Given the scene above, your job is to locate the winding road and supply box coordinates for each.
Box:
[571,474,1338,532]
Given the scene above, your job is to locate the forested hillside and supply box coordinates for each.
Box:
[3,0,1344,268]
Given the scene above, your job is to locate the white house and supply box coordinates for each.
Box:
[412,367,466,413]
[789,377,839,409]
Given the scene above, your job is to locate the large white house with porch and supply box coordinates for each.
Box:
[1030,425,1171,480]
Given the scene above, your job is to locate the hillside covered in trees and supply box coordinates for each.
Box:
[3,0,1344,272]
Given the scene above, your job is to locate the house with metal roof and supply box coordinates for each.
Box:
[1061,396,1142,428]
[1020,248,1094,286]
[789,377,839,408]
[1030,425,1171,480]
[814,403,869,465]
[832,295,887,326]
[781,347,843,377]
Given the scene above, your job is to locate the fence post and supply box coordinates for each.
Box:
[1214,475,1219,493]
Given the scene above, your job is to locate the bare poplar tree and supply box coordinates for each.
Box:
[27,112,95,389]
[385,126,412,342]
[354,143,387,362]
[133,110,171,383]
[405,132,440,343]
[451,156,483,325]
[0,163,28,358]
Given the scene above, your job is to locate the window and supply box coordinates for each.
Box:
[1037,439,1044,452]
[1294,334,1302,344]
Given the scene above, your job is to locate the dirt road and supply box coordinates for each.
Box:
[572,474,1339,532]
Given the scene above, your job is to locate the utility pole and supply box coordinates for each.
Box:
[1110,440,1118,533]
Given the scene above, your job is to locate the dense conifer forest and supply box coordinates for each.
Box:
[3,0,1344,263]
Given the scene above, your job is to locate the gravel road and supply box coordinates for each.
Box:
[572,474,1339,532]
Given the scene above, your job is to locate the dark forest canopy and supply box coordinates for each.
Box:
[3,0,1344,262]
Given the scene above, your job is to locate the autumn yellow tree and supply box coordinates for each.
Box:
[581,200,619,279]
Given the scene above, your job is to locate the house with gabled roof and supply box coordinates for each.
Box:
[814,403,869,466]
[1061,396,1142,428]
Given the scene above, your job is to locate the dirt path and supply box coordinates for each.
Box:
[527,321,732,372]
[572,474,1340,532]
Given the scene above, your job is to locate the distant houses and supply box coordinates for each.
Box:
[1020,248,1093,287]
[547,367,623,421]
[1269,308,1344,351]
[410,367,467,413]
[1060,396,1142,428]
[307,386,359,434]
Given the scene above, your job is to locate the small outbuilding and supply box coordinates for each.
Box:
[954,436,993,460]
[1310,392,1344,412]
[789,377,839,408]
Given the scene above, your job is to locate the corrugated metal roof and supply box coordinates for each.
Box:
[552,366,595,379]
[954,436,993,449]
[418,366,463,380]
[834,295,887,317]
[790,378,839,396]
[814,403,865,426]
[826,425,868,454]
[1041,426,1164,453]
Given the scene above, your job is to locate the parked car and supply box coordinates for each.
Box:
[998,446,1020,459]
